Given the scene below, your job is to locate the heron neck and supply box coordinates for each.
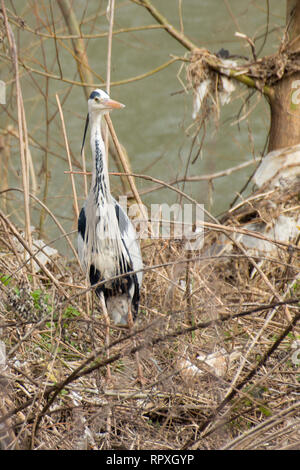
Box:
[89,112,111,201]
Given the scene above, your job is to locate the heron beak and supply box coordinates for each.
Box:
[103,99,125,110]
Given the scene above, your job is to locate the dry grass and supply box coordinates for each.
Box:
[0,178,299,449]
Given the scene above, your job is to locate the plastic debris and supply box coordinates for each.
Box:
[13,226,58,273]
[192,59,236,120]
[254,144,300,188]
[178,348,240,382]
[192,79,210,119]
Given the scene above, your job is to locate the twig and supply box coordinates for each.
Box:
[8,17,165,40]
[1,2,34,279]
[55,94,79,220]
[38,44,50,236]
[235,32,257,61]
[57,0,94,97]
[129,160,258,196]
[222,401,300,450]
[65,158,258,194]
[104,117,149,227]
[104,0,115,159]
[0,187,80,263]
[3,296,299,429]
[178,0,184,34]
[106,0,115,97]
[0,210,61,291]
[66,168,300,253]
[182,308,300,449]
[12,54,179,89]
[131,0,274,98]
[131,0,197,51]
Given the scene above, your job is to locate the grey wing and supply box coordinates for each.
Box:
[114,199,143,287]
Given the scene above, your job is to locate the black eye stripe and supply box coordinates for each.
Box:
[89,90,101,100]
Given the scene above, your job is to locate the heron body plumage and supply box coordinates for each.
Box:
[78,89,143,325]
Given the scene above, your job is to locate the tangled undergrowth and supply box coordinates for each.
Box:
[0,179,299,450]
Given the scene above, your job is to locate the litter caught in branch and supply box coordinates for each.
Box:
[188,50,237,120]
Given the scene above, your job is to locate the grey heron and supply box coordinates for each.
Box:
[78,89,143,328]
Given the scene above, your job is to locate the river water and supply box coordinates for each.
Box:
[1,0,284,254]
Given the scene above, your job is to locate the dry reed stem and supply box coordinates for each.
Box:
[104,117,151,232]
[104,0,115,158]
[222,401,300,450]
[1,2,34,281]
[55,94,79,220]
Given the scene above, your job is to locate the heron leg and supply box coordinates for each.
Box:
[127,302,146,386]
[99,291,112,382]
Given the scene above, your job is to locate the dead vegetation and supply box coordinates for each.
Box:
[0,176,299,449]
[187,41,300,96]
[0,0,300,451]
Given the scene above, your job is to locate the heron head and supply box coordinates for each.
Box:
[81,90,125,155]
[87,89,125,115]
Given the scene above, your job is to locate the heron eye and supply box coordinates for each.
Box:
[94,97,100,102]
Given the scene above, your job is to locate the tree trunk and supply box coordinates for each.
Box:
[268,0,300,151]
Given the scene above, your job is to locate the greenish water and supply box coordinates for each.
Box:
[1,0,284,255]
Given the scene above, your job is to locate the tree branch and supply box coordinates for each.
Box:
[132,0,275,99]
[131,0,197,50]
